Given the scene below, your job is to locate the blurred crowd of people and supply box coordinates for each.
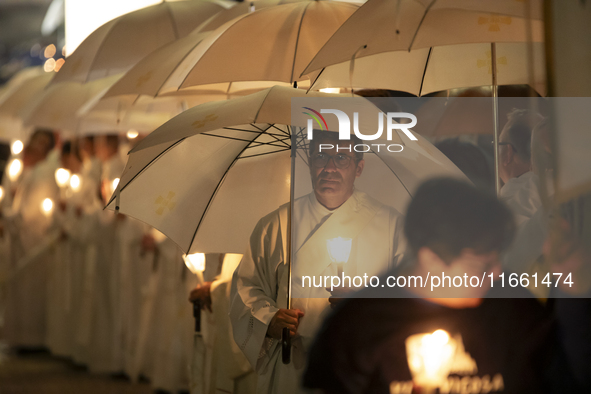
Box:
[0,131,208,393]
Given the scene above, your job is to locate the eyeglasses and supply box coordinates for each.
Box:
[311,152,355,169]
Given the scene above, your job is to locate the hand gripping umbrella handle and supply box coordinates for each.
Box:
[282,327,291,364]
[193,300,201,332]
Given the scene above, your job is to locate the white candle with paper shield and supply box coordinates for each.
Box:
[405,329,457,393]
[183,252,206,277]
[326,237,352,276]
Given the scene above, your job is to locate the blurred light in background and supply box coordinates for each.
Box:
[42,198,54,216]
[70,174,81,192]
[44,44,57,58]
[11,140,24,155]
[44,58,57,72]
[54,58,66,72]
[8,159,23,182]
[0,186,4,203]
[65,0,163,56]
[55,168,72,187]
[320,88,341,94]
[126,129,139,139]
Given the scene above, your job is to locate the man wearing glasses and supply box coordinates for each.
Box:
[230,130,406,394]
[498,109,544,226]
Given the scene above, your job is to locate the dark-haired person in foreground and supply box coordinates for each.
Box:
[303,178,586,394]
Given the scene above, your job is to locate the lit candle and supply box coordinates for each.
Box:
[55,168,72,188]
[326,237,352,276]
[70,174,81,192]
[183,252,206,274]
[41,198,54,217]
[11,140,23,155]
[405,329,457,393]
[8,159,23,182]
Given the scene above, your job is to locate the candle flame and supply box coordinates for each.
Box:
[183,252,205,274]
[326,237,352,264]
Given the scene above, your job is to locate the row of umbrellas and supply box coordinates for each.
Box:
[0,0,551,260]
[0,0,544,141]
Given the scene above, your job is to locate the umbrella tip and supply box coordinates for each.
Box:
[293,81,298,89]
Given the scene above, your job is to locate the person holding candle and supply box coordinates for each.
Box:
[229,130,407,394]
[303,177,588,394]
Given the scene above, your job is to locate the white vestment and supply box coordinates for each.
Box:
[500,172,542,227]
[230,190,406,394]
[500,172,548,274]
[4,156,59,347]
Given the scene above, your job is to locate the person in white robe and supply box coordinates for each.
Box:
[230,131,406,394]
[189,253,257,394]
[3,129,59,348]
[498,109,549,275]
[85,133,127,372]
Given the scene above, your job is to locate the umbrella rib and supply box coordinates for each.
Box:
[154,39,204,96]
[407,0,438,52]
[163,2,181,39]
[369,149,413,198]
[201,132,288,148]
[222,126,278,136]
[185,140,254,253]
[250,124,291,147]
[105,138,185,206]
[306,67,326,92]
[84,20,120,83]
[239,148,291,159]
[289,2,311,83]
[418,47,433,97]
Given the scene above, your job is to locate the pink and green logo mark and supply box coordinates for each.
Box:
[302,107,328,132]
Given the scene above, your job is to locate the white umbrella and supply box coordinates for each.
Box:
[104,85,464,255]
[101,0,306,102]
[52,0,232,84]
[155,1,359,95]
[301,0,545,193]
[303,0,544,74]
[19,75,122,136]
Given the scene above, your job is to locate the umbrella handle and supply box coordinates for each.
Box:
[281,327,291,364]
[193,300,201,332]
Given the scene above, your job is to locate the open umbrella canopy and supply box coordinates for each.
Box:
[105,86,464,255]
[156,1,359,95]
[51,0,232,85]
[102,0,313,102]
[19,75,122,136]
[306,41,546,96]
[303,0,544,75]
[0,69,53,142]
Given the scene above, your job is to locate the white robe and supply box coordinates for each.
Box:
[229,190,406,394]
[500,172,548,274]
[4,156,59,347]
[500,172,542,227]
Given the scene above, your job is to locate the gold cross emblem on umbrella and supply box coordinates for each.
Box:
[477,15,512,32]
[477,51,508,74]
[192,114,218,129]
[155,191,177,215]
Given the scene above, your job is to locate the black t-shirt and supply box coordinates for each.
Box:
[303,286,577,394]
